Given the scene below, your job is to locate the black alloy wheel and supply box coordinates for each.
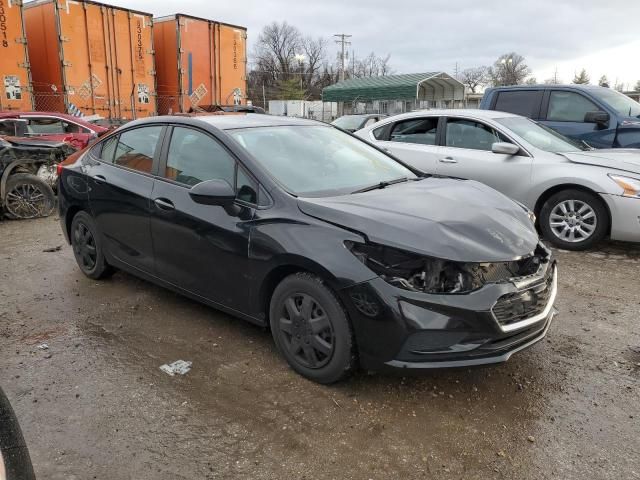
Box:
[70,211,115,280]
[270,273,357,384]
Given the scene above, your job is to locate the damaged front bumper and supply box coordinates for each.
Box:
[339,256,558,371]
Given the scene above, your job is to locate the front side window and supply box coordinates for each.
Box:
[165,127,235,187]
[445,118,507,151]
[389,118,438,145]
[112,126,162,173]
[547,91,601,122]
[229,125,416,197]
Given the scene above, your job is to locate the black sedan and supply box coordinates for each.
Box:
[58,114,558,384]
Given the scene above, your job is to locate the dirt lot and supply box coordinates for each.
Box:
[1,216,639,480]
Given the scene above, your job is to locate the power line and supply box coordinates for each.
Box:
[334,33,352,82]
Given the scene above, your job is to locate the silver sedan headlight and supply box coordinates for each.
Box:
[609,174,640,198]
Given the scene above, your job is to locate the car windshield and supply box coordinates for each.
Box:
[331,116,366,130]
[591,88,640,117]
[496,116,590,153]
[229,125,417,196]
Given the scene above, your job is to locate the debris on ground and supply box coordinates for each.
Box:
[159,360,192,376]
[42,246,62,253]
[37,343,49,350]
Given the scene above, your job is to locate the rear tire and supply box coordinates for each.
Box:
[3,173,55,219]
[70,211,115,280]
[269,273,357,384]
[539,189,608,250]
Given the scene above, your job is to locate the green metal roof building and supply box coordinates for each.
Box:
[322,72,465,104]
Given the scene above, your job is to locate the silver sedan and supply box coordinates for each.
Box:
[356,109,640,250]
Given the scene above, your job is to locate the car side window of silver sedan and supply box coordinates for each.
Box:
[445,118,511,151]
[389,117,438,145]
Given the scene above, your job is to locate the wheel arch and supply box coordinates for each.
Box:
[533,183,612,235]
[0,159,40,200]
[64,205,85,244]
[257,256,347,326]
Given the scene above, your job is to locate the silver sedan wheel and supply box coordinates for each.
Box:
[549,199,597,243]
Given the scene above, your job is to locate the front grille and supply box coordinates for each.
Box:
[492,269,554,327]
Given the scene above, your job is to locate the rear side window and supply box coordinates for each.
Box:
[165,127,236,187]
[389,118,438,145]
[494,90,541,118]
[547,91,601,122]
[372,126,386,140]
[112,126,162,174]
[26,118,66,134]
[98,136,118,162]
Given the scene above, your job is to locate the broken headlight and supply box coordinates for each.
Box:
[345,241,544,294]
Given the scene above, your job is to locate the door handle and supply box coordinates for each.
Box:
[153,198,175,211]
[92,174,107,184]
[439,157,458,163]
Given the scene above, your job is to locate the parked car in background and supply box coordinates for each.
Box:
[480,85,640,149]
[1,135,75,219]
[58,114,556,383]
[331,114,387,133]
[357,109,640,250]
[0,112,109,149]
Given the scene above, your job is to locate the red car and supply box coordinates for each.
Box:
[0,111,109,149]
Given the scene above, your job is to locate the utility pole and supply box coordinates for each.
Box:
[334,34,352,82]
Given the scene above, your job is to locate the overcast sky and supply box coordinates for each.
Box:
[111,0,640,89]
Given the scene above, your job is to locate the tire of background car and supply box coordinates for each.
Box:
[70,211,115,280]
[269,272,357,384]
[539,189,608,250]
[3,173,55,220]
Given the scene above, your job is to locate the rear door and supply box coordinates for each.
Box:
[436,117,532,203]
[86,125,164,274]
[541,90,614,148]
[150,125,256,311]
[373,116,441,173]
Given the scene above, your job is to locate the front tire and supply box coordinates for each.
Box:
[70,211,115,279]
[539,189,608,250]
[269,273,357,384]
[3,173,55,219]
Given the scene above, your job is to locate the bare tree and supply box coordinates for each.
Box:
[635,80,640,92]
[351,52,393,78]
[598,75,610,87]
[459,66,488,93]
[572,69,590,84]
[525,77,538,85]
[488,53,531,86]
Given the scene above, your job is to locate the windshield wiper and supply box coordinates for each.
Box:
[352,177,408,194]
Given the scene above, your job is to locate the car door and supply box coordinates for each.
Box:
[436,117,532,203]
[541,90,615,148]
[86,125,164,274]
[373,116,441,173]
[150,125,257,311]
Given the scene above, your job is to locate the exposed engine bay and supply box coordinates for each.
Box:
[346,241,550,294]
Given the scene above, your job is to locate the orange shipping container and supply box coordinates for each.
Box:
[24,0,156,119]
[154,14,247,114]
[0,0,34,111]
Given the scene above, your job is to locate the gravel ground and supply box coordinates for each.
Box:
[1,216,639,480]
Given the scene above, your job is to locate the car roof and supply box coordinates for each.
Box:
[0,111,106,129]
[166,113,323,130]
[391,109,521,120]
[488,84,608,91]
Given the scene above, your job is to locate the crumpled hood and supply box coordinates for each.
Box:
[562,149,640,175]
[297,177,539,262]
[1,135,68,149]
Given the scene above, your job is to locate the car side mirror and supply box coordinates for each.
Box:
[189,179,235,207]
[491,142,520,155]
[584,111,609,126]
